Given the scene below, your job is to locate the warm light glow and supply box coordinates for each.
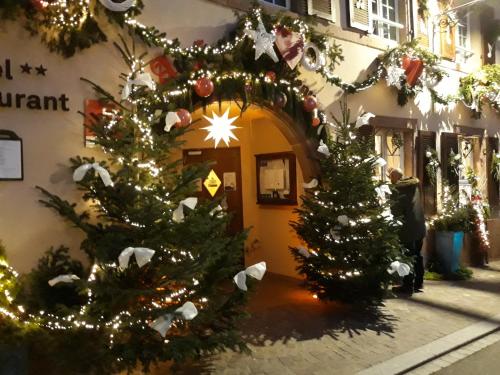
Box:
[312,294,318,299]
[202,109,240,148]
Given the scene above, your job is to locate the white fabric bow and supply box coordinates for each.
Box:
[317,140,331,157]
[122,72,156,100]
[210,205,224,217]
[175,301,198,320]
[387,261,411,277]
[303,178,318,189]
[375,184,392,204]
[149,313,174,338]
[381,208,395,222]
[118,247,156,269]
[337,215,350,226]
[172,197,198,223]
[330,228,341,241]
[297,246,311,258]
[73,163,113,187]
[164,112,181,132]
[233,262,267,291]
[373,157,387,167]
[355,112,375,128]
[149,301,198,337]
[99,0,135,11]
[48,274,80,287]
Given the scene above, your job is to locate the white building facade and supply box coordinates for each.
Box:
[0,0,498,276]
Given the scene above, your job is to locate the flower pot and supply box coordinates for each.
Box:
[435,231,464,273]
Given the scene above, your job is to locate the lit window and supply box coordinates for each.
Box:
[371,0,401,41]
[261,0,289,9]
[375,130,405,181]
[459,137,475,178]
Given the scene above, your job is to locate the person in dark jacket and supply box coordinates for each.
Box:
[389,168,427,294]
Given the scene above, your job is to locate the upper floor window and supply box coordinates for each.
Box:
[260,0,290,9]
[455,12,472,63]
[456,21,468,49]
[370,0,402,41]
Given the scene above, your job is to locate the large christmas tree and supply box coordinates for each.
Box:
[291,101,410,304]
[0,43,264,373]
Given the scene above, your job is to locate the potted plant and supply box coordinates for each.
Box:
[431,185,471,273]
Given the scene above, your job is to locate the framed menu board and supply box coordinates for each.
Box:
[0,130,23,181]
[255,152,297,205]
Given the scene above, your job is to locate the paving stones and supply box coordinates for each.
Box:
[162,262,500,374]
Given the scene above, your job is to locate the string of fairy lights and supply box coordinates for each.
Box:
[14,1,498,112]
[0,0,495,346]
[0,246,208,346]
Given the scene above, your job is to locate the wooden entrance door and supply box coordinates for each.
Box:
[183,147,243,235]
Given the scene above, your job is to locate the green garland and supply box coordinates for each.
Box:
[317,39,453,107]
[425,147,440,185]
[0,1,492,116]
[458,64,500,119]
[448,149,464,177]
[0,0,145,57]
[380,39,448,106]
[84,9,346,141]
[417,0,429,20]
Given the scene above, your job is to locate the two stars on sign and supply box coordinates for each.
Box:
[20,63,47,76]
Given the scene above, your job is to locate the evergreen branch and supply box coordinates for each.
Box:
[36,186,93,234]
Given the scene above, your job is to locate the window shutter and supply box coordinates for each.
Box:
[417,131,437,215]
[480,6,496,65]
[358,124,374,138]
[440,132,459,187]
[308,0,335,22]
[347,0,370,32]
[291,0,308,15]
[487,137,499,208]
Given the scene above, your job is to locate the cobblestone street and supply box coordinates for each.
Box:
[148,261,500,374]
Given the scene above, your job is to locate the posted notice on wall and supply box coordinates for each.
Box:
[0,139,23,180]
[223,172,237,191]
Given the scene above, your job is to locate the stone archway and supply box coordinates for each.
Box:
[189,102,321,181]
[182,102,320,277]
[250,105,321,182]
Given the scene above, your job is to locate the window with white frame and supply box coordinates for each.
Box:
[370,0,402,41]
[260,0,289,9]
[455,12,472,62]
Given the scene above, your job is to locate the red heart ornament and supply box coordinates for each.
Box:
[275,26,304,70]
[402,55,424,87]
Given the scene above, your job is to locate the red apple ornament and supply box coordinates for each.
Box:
[303,95,317,112]
[194,77,214,98]
[265,71,276,82]
[274,92,288,108]
[176,109,192,127]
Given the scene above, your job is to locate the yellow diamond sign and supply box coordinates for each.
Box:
[203,169,221,197]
